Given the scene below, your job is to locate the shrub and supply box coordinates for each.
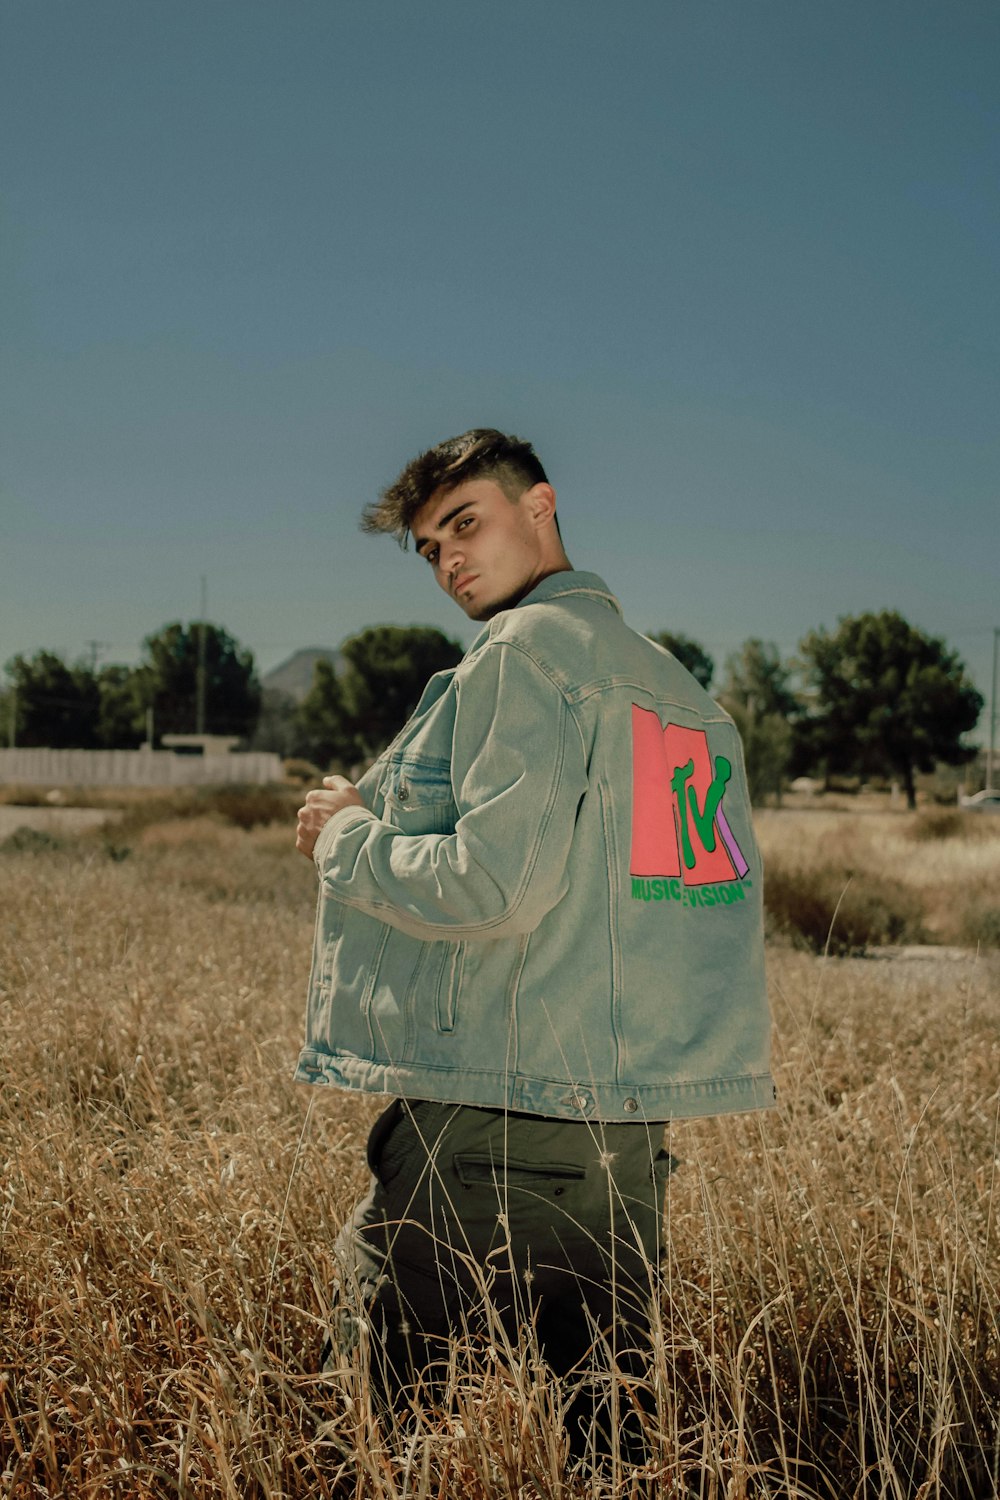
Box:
[194,784,298,830]
[0,827,65,854]
[824,774,861,794]
[960,902,1000,951]
[764,860,927,955]
[0,785,49,807]
[283,758,325,786]
[907,809,965,842]
[83,785,297,859]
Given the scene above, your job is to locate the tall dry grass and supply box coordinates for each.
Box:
[1,807,998,1497]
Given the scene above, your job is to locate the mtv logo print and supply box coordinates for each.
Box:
[630,705,749,885]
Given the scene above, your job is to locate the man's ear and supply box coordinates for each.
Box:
[524,482,557,529]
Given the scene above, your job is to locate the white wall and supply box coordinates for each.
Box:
[0,748,284,787]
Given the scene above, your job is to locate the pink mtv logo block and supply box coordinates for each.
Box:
[629,705,748,886]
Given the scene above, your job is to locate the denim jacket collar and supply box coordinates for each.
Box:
[468,570,623,656]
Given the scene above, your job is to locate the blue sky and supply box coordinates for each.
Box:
[2,0,997,725]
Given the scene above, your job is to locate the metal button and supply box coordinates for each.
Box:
[623,1097,639,1114]
[397,780,409,802]
[570,1092,589,1111]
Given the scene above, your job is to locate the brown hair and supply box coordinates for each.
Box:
[362,428,549,546]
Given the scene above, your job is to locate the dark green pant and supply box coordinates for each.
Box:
[325,1099,676,1452]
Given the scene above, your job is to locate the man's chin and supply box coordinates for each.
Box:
[453,588,495,621]
[461,587,529,622]
[464,597,509,622]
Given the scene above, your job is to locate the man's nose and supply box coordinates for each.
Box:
[439,537,465,574]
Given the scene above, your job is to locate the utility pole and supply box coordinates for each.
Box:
[195,576,208,735]
[988,627,999,792]
[84,639,108,672]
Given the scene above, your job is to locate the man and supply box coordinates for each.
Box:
[295,429,774,1453]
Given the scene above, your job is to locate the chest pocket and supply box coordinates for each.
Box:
[380,759,457,836]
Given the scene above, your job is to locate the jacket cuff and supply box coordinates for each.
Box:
[313,805,375,872]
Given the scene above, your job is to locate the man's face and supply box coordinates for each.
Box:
[411,476,550,621]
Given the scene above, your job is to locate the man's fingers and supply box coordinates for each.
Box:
[304,788,339,808]
[296,777,362,859]
[296,804,322,858]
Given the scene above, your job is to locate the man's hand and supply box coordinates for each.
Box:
[296,775,364,859]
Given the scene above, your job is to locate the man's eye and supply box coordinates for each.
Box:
[426,548,439,566]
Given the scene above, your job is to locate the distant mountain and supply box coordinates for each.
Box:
[262,648,342,704]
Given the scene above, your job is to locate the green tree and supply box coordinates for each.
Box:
[727,705,794,807]
[134,622,261,743]
[297,626,465,769]
[296,660,356,769]
[341,627,465,758]
[3,651,101,748]
[647,632,714,690]
[720,638,799,720]
[799,611,983,809]
[718,639,799,805]
[249,687,301,759]
[96,664,146,748]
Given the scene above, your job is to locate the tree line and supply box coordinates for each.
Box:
[1,624,262,751]
[0,622,464,769]
[2,612,983,809]
[654,619,982,809]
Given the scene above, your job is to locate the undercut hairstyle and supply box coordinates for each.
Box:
[362,428,549,547]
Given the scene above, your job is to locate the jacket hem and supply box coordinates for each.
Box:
[293,1048,777,1122]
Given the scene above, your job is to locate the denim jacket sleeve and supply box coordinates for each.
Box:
[311,642,588,941]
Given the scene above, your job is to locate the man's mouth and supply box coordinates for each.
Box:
[453,573,477,596]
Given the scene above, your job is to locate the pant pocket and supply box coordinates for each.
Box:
[365,1099,405,1179]
[452,1152,587,1194]
[369,1099,442,1187]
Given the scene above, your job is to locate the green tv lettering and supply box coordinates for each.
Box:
[670,755,733,871]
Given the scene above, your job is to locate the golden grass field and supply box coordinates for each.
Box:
[1,793,998,1497]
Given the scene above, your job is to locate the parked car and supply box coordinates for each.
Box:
[959,788,1000,812]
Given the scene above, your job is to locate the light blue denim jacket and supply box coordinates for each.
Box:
[295,571,774,1122]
